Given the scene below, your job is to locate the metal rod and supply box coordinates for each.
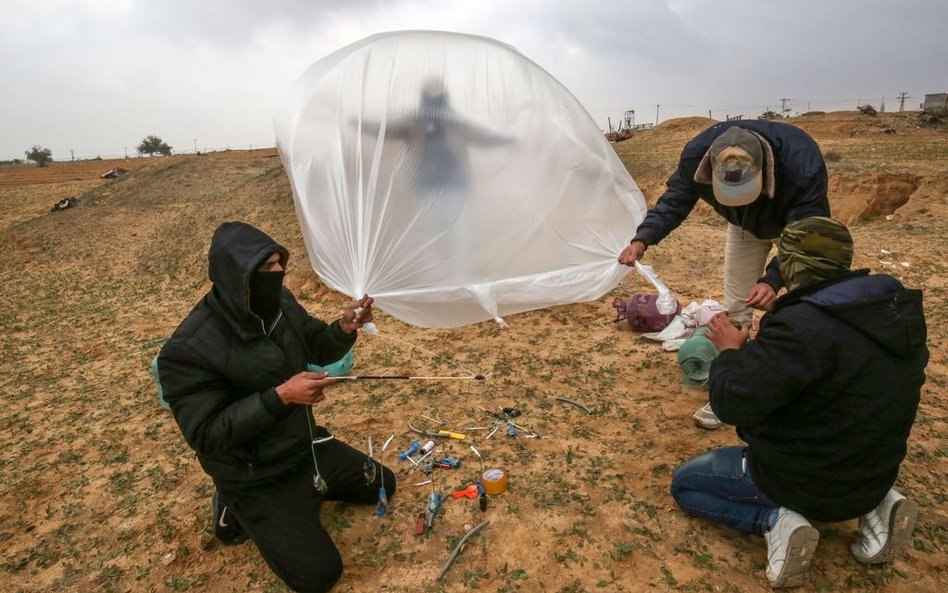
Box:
[556,396,592,414]
[407,419,466,439]
[411,448,435,470]
[437,521,490,580]
[336,374,486,381]
[476,405,540,438]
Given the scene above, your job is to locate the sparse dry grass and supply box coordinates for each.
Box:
[1,117,945,593]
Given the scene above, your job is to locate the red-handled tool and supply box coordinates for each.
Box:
[414,512,427,536]
[450,484,479,500]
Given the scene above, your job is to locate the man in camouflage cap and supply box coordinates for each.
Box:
[670,217,928,588]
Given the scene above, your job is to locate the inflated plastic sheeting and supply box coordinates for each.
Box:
[276,30,646,328]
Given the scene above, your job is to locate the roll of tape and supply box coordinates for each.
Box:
[481,468,508,495]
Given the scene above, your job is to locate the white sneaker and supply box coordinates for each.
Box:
[850,489,918,564]
[764,508,819,588]
[692,403,722,430]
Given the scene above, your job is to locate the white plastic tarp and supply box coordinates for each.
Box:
[276,30,646,328]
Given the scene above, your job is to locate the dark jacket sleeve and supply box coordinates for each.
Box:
[758,257,783,291]
[756,163,830,290]
[283,297,357,366]
[784,162,830,224]
[709,315,825,426]
[158,340,291,456]
[631,164,700,246]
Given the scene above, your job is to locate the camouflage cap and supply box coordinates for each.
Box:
[777,217,853,292]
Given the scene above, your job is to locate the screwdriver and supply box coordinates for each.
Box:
[426,491,444,531]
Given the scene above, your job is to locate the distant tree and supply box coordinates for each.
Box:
[25,145,53,167]
[758,110,784,121]
[137,135,172,156]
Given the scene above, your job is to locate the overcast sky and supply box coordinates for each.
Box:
[2,0,945,161]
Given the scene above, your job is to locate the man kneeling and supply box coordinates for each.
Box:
[158,222,395,592]
[670,217,928,588]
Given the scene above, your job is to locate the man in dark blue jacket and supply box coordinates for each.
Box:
[158,222,395,593]
[619,120,830,429]
[669,217,927,588]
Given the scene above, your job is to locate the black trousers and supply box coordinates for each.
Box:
[217,436,396,593]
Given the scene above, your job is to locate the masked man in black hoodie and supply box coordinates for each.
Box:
[670,217,928,588]
[158,222,395,593]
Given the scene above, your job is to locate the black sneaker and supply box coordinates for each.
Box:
[212,489,248,546]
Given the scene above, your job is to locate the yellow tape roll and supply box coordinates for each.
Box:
[481,468,508,495]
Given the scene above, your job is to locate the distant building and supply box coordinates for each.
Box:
[922,93,947,112]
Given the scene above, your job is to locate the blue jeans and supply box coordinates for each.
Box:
[670,446,777,535]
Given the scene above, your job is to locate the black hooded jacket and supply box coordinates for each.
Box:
[709,270,928,522]
[632,120,830,289]
[157,222,356,486]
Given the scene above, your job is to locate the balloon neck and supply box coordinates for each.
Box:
[656,293,678,315]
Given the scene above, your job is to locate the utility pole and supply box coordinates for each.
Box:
[607,116,613,134]
[193,139,198,153]
[880,96,886,112]
[655,104,660,125]
[70,149,74,161]
[124,147,128,159]
[896,92,910,112]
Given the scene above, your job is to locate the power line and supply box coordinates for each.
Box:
[896,91,910,112]
[586,94,907,116]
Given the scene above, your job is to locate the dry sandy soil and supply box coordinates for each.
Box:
[1,112,946,593]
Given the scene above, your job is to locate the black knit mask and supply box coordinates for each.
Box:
[249,271,284,325]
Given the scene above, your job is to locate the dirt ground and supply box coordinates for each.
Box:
[0,112,945,593]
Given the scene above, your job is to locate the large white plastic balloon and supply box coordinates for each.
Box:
[276,30,646,328]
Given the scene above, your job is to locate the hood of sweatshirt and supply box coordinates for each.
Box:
[206,222,289,339]
[799,271,927,358]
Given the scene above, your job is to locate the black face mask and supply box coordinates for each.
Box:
[249,271,285,325]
